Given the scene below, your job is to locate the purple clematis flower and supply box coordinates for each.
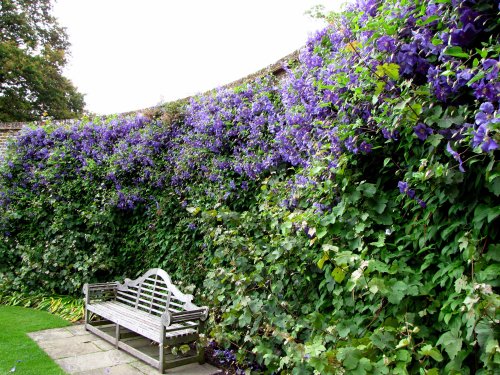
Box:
[376,36,397,53]
[414,123,434,141]
[359,141,372,153]
[446,142,465,172]
[450,23,479,48]
[417,198,427,208]
[473,81,500,102]
[472,125,498,152]
[483,59,499,81]
[344,136,358,154]
[472,102,499,152]
[398,181,416,199]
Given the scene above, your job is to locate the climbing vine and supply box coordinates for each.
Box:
[0,0,499,372]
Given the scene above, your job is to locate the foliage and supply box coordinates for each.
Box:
[0,0,85,121]
[0,0,499,373]
[0,292,84,322]
[0,306,69,375]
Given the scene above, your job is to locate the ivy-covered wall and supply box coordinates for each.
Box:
[0,0,499,373]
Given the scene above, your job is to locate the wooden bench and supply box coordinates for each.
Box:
[83,268,209,373]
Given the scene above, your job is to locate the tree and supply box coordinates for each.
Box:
[0,0,85,122]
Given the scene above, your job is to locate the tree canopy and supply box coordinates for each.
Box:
[0,0,85,122]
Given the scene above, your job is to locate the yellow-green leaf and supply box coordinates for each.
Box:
[332,267,346,283]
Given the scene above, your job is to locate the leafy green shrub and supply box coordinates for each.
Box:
[0,292,84,322]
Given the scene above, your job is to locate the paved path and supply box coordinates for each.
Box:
[28,325,221,375]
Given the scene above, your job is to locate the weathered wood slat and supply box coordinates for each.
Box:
[118,289,170,306]
[129,284,170,298]
[96,302,160,327]
[88,304,160,341]
[116,294,184,315]
[142,281,170,292]
[90,302,196,340]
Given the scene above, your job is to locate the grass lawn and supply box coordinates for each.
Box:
[0,306,70,374]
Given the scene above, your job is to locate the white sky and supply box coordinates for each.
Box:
[53,0,345,115]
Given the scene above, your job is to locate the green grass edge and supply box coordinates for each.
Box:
[0,306,71,375]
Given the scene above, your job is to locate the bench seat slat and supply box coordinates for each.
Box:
[93,301,198,332]
[88,301,197,341]
[88,303,160,341]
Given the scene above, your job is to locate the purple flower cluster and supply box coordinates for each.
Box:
[398,181,426,208]
[0,0,498,217]
[0,115,177,211]
[376,36,396,53]
[472,102,499,152]
[450,4,491,48]
[213,348,236,366]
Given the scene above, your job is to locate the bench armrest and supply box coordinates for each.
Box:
[161,307,209,327]
[83,282,118,303]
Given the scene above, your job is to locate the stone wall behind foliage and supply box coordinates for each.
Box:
[0,123,24,155]
[0,119,80,155]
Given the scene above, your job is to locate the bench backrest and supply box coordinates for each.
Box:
[116,268,196,317]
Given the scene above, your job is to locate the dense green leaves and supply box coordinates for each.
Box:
[0,0,85,121]
[0,0,499,373]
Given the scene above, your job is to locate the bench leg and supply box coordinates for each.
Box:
[84,308,88,327]
[198,320,206,364]
[159,326,165,373]
[198,345,206,365]
[115,324,120,348]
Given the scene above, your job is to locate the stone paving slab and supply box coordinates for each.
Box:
[130,362,222,375]
[55,349,135,373]
[75,364,141,375]
[28,325,221,375]
[29,327,74,342]
[43,340,103,359]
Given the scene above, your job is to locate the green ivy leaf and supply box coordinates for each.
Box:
[387,281,407,304]
[443,46,470,58]
[305,342,326,357]
[317,228,328,239]
[436,331,462,359]
[334,251,357,266]
[353,357,373,374]
[373,197,388,214]
[370,330,396,350]
[376,63,400,80]
[248,299,263,314]
[437,114,464,129]
[419,344,444,362]
[395,349,411,361]
[337,348,362,370]
[317,253,329,270]
[332,267,346,283]
[357,182,377,197]
[427,134,443,147]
